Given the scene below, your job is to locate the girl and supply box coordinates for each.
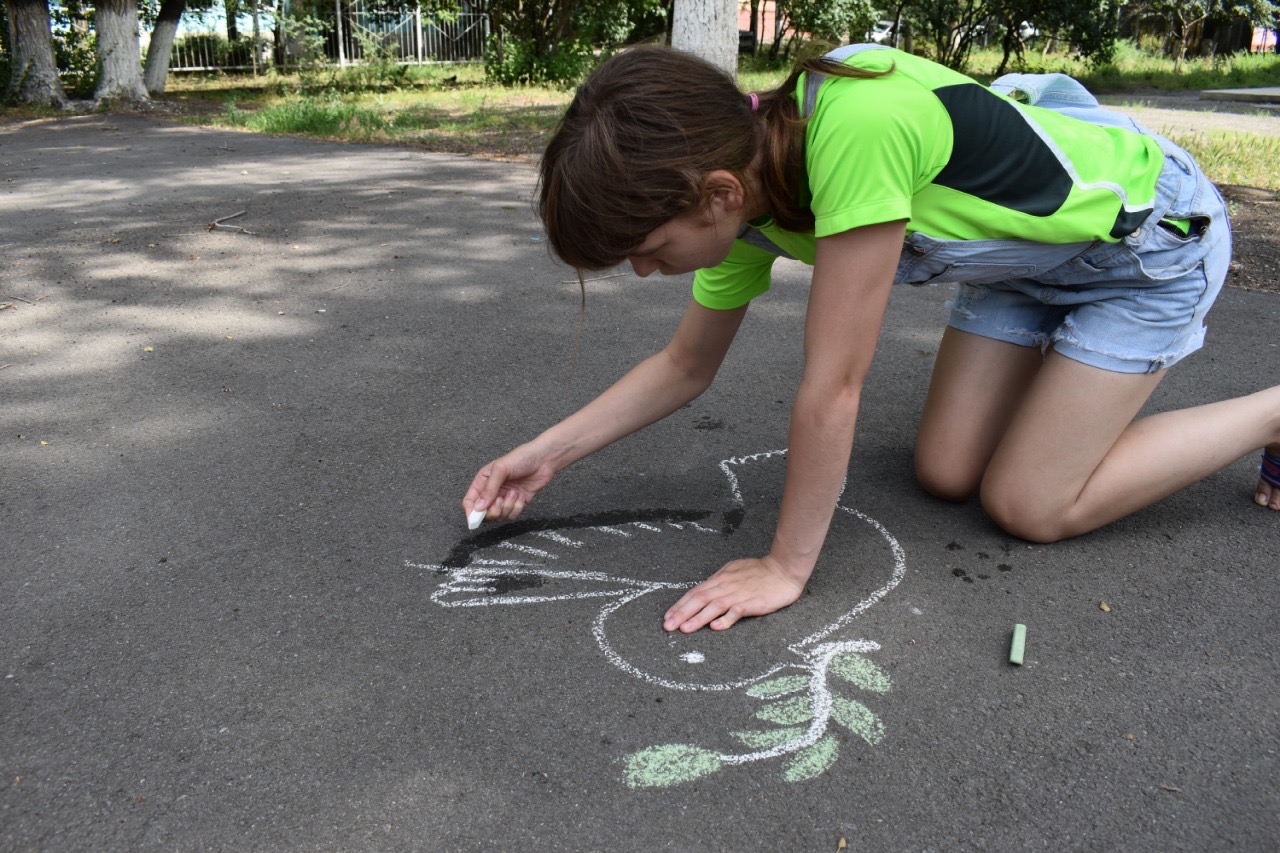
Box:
[463,44,1280,634]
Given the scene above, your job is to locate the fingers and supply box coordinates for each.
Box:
[662,558,807,633]
[462,461,538,530]
[664,587,742,633]
[462,464,500,515]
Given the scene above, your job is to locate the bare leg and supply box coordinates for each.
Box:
[980,353,1280,541]
[915,329,1045,501]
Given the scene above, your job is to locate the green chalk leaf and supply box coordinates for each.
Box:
[831,697,885,745]
[623,744,722,789]
[746,674,810,698]
[829,653,892,693]
[783,734,839,782]
[755,695,815,725]
[731,726,807,749]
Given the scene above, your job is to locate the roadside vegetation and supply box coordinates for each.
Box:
[161,43,1280,190]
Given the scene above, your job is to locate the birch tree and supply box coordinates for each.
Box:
[94,0,149,103]
[4,0,67,105]
[671,0,738,79]
[143,0,187,95]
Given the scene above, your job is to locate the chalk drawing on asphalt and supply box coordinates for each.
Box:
[408,449,906,787]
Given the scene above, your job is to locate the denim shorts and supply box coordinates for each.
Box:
[892,80,1232,374]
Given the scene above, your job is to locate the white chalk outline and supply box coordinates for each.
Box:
[417,450,906,692]
[414,449,907,784]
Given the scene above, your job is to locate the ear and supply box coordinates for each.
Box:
[701,170,747,215]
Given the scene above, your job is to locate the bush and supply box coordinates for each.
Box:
[50,0,97,97]
[483,35,597,86]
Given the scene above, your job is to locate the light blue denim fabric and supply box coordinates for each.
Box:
[894,73,1232,374]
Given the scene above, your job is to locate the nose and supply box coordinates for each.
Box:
[628,256,657,277]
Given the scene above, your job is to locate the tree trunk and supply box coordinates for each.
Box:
[94,0,149,104]
[5,0,67,106]
[671,0,737,79]
[226,0,239,43]
[142,0,185,95]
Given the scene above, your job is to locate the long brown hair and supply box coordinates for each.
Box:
[537,45,891,270]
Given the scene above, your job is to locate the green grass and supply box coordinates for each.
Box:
[964,40,1280,91]
[1164,129,1280,190]
[171,63,574,155]
[8,42,1276,189]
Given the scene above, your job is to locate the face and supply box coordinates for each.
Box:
[625,200,742,278]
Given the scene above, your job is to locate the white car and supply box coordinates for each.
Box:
[868,20,895,44]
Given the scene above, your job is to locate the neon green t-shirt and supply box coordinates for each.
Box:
[692,48,1165,310]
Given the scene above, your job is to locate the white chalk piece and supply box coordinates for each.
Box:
[467,508,487,530]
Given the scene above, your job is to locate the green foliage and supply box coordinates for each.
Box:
[483,34,597,86]
[578,0,666,46]
[0,2,10,56]
[785,0,879,44]
[342,27,412,89]
[50,0,99,98]
[1129,0,1278,64]
[481,0,664,86]
[280,13,332,68]
[905,0,993,70]
[1038,0,1122,66]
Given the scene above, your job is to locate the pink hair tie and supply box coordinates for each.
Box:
[749,92,759,112]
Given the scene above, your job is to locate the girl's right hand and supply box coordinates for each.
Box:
[463,444,559,525]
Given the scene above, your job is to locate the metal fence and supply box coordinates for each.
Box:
[333,6,489,64]
[166,7,489,72]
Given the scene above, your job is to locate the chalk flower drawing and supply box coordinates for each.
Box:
[411,450,906,788]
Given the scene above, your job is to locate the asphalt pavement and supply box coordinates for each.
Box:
[2,113,1277,851]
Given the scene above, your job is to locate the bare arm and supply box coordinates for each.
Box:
[464,299,749,521]
[663,219,905,632]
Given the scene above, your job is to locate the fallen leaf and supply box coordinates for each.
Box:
[1125,733,1134,741]
[1158,784,1182,793]
[143,347,154,353]
[39,440,49,446]
[838,839,848,850]
[1099,601,1111,612]
[225,335,234,340]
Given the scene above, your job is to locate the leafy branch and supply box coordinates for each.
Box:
[622,643,891,788]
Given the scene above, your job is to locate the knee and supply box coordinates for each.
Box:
[978,480,1072,544]
[914,452,980,503]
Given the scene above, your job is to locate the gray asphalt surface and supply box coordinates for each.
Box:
[2,114,1277,851]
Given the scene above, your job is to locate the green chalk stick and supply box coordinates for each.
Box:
[1009,624,1027,665]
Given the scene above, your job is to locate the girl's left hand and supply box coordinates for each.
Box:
[662,555,811,632]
